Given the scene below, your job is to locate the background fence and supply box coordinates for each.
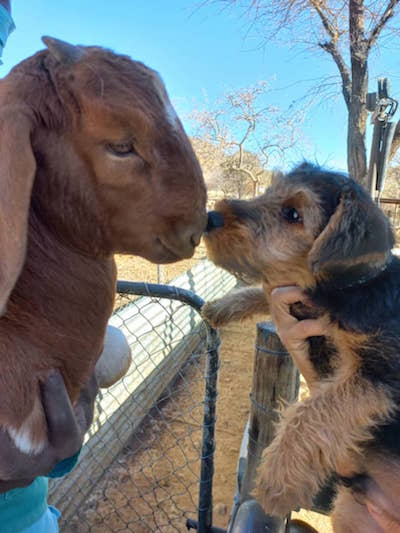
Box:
[380,197,400,239]
[48,259,236,532]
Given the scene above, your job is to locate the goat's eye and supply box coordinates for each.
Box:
[107,142,136,157]
[282,206,302,223]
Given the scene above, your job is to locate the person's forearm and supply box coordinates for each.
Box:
[0,1,10,14]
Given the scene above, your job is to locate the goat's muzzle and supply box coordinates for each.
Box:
[158,214,207,261]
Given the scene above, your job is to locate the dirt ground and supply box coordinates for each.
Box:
[64,252,332,532]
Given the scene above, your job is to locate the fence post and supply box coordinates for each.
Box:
[240,321,300,500]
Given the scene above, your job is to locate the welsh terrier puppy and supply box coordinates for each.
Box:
[202,163,400,531]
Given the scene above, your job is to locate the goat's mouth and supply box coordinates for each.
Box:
[153,237,195,263]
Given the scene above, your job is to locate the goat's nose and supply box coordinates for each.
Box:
[206,211,224,233]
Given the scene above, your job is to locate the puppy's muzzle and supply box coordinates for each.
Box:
[206,211,224,233]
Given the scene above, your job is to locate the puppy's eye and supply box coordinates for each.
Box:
[107,142,136,157]
[282,206,302,223]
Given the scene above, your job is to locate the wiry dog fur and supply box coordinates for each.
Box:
[203,163,400,531]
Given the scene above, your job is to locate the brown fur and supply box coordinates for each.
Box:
[203,165,400,530]
[0,38,206,453]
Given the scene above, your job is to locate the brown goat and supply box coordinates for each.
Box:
[0,37,207,454]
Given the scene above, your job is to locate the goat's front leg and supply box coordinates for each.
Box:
[257,376,394,517]
[202,287,269,328]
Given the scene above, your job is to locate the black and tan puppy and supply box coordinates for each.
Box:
[203,163,400,531]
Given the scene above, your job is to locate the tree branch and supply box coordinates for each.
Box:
[367,0,400,51]
[319,41,351,108]
[234,166,258,183]
[309,0,339,41]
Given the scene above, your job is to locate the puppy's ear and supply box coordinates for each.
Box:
[308,182,394,283]
[0,108,36,315]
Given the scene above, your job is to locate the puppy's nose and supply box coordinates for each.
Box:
[206,211,224,233]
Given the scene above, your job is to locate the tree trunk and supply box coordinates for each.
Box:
[348,0,369,188]
[347,97,368,187]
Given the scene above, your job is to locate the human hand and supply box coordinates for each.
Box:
[0,370,98,492]
[270,286,329,390]
[366,480,400,533]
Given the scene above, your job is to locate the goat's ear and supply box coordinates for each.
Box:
[42,36,85,65]
[0,111,36,315]
[308,182,394,283]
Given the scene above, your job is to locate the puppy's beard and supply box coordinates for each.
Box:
[219,257,262,285]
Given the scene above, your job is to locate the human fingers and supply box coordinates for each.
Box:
[366,501,400,532]
[277,319,327,356]
[270,286,307,308]
[290,317,330,340]
[270,286,306,331]
[39,371,80,452]
[73,373,98,435]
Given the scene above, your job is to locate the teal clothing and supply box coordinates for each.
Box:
[48,450,81,479]
[0,451,80,532]
[0,4,15,64]
[23,506,60,533]
[0,478,48,533]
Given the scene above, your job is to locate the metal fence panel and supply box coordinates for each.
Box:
[48,260,236,532]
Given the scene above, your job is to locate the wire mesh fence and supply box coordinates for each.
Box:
[379,197,400,241]
[48,260,236,532]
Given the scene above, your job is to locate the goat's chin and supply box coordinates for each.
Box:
[151,237,196,263]
[132,240,194,265]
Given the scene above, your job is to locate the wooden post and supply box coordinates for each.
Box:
[241,321,300,500]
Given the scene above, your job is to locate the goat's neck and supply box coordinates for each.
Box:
[22,211,117,317]
[3,212,117,399]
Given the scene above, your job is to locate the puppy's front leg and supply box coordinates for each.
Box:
[257,376,394,516]
[202,287,269,328]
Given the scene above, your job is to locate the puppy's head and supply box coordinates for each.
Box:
[204,163,394,290]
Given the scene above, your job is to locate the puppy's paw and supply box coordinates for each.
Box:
[201,299,233,328]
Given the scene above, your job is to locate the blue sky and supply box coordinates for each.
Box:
[2,1,400,172]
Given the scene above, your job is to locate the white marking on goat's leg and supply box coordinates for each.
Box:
[8,397,47,454]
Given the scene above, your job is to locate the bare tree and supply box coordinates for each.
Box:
[191,82,303,197]
[206,1,400,188]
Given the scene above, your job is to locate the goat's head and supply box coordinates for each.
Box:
[0,37,207,314]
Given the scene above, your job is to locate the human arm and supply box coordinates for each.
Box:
[0,0,14,63]
[0,1,10,14]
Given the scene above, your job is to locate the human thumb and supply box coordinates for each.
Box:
[366,501,400,533]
